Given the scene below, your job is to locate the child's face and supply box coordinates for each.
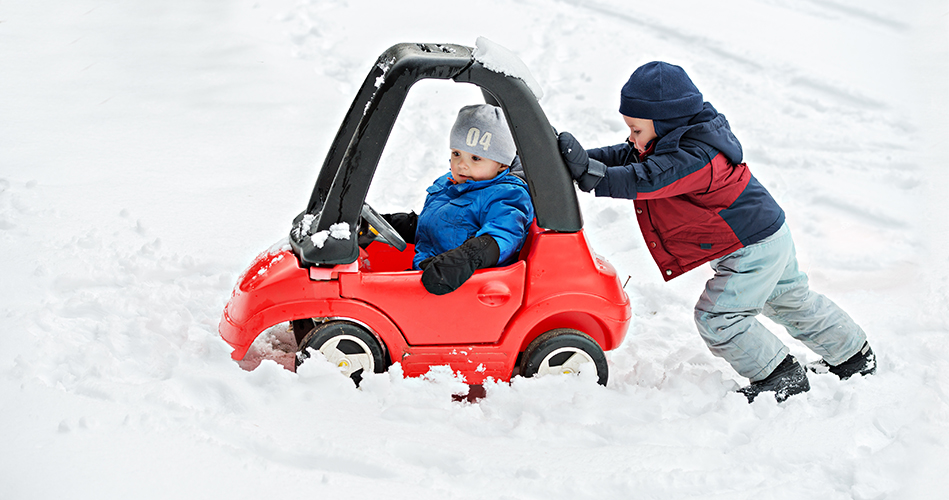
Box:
[623,115,658,154]
[450,149,507,183]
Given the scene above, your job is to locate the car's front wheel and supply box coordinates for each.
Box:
[521,329,608,386]
[296,321,386,386]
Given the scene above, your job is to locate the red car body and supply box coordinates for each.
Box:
[219,43,631,385]
[221,223,630,384]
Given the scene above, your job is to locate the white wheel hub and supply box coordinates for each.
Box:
[319,335,375,377]
[536,347,595,377]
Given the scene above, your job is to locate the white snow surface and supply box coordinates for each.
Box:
[2,0,948,499]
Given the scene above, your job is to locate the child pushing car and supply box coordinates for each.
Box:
[371,103,535,296]
[557,61,876,402]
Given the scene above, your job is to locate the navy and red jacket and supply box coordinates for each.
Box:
[587,103,785,281]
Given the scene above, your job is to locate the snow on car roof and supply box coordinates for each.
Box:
[473,37,544,100]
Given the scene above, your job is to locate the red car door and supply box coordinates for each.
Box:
[338,261,526,345]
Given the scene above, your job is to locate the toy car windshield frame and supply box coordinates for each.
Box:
[290,42,582,267]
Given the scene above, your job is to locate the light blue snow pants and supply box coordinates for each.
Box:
[694,223,867,382]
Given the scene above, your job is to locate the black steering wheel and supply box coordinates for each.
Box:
[360,203,407,252]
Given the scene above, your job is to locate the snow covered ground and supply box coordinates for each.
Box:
[2,0,947,498]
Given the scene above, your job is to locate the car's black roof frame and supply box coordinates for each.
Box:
[291,42,583,266]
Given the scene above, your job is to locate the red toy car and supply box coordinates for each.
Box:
[219,42,630,386]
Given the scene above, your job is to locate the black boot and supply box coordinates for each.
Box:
[739,355,810,403]
[807,342,876,380]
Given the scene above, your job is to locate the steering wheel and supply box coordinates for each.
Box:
[360,203,407,252]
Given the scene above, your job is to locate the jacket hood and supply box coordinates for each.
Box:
[653,102,743,164]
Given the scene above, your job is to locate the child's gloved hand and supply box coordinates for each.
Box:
[558,131,590,178]
[557,132,606,192]
[420,234,500,295]
[358,211,418,247]
[382,211,418,244]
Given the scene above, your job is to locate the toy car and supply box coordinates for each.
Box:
[219,42,631,386]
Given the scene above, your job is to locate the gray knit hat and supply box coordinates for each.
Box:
[450,104,516,166]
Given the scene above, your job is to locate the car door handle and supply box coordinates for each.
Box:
[477,282,512,307]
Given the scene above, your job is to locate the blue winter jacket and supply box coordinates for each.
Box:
[413,170,535,270]
[588,102,785,281]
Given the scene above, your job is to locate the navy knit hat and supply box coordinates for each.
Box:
[619,62,704,120]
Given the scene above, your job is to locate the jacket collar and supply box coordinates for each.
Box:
[426,169,519,195]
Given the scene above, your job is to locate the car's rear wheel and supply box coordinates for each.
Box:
[296,321,386,386]
[521,329,608,385]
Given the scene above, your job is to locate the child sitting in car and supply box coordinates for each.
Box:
[376,104,534,295]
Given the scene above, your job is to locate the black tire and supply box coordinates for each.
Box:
[521,329,608,386]
[295,321,386,386]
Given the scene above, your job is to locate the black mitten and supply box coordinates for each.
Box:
[382,211,418,244]
[578,159,606,192]
[359,211,418,247]
[558,132,606,192]
[558,131,589,180]
[420,234,501,295]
